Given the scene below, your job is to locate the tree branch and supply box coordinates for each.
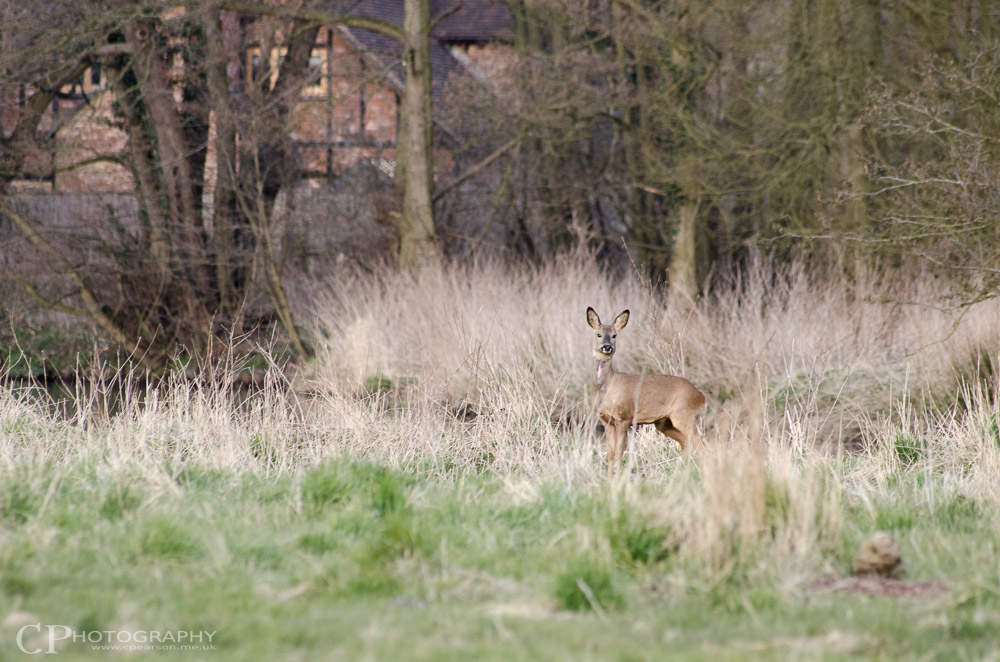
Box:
[0,200,152,366]
[433,138,519,202]
[430,2,463,32]
[0,59,90,187]
[2,269,87,316]
[220,1,405,42]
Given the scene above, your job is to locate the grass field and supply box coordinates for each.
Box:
[2,256,999,660]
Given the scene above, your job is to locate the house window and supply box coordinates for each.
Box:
[245,47,325,94]
[304,50,328,96]
[248,50,262,86]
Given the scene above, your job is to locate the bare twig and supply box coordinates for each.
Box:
[0,200,161,370]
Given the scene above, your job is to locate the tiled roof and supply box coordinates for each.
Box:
[338,23,466,107]
[333,0,513,42]
[334,0,511,107]
[429,0,513,42]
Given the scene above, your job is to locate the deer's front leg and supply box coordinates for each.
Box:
[603,419,617,478]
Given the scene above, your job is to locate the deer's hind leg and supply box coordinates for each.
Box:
[614,422,629,474]
[654,417,689,453]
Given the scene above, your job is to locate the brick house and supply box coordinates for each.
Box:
[2,0,513,194]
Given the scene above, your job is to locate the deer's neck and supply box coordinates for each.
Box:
[594,358,614,390]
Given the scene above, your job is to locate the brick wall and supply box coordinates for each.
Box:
[3,29,512,196]
[3,28,406,194]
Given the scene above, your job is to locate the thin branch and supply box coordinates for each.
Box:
[433,138,519,202]
[220,1,405,42]
[895,100,1000,144]
[53,155,128,175]
[0,200,147,363]
[860,176,967,197]
[430,2,463,32]
[2,269,87,315]
[92,43,133,57]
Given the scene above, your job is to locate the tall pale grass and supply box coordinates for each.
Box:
[2,253,998,574]
[307,253,997,459]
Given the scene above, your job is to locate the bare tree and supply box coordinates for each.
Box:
[1,0,445,368]
[864,43,1000,304]
[443,0,987,296]
[224,0,443,270]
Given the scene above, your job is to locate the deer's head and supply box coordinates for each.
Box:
[587,307,629,360]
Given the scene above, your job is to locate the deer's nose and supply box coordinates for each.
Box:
[600,344,613,354]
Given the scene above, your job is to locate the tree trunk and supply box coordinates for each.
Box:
[396,0,441,270]
[839,121,868,230]
[105,56,173,279]
[669,197,700,308]
[125,18,212,302]
[0,60,88,192]
[204,11,240,311]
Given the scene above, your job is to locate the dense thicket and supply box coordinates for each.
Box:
[443,0,1000,298]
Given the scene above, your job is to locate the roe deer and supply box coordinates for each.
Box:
[587,307,706,476]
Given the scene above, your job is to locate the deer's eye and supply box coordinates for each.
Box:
[612,334,616,338]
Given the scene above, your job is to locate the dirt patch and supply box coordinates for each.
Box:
[807,576,950,600]
[704,630,878,656]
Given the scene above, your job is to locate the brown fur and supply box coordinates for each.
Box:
[587,307,707,476]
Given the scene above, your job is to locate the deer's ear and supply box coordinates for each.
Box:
[586,307,601,330]
[612,309,630,332]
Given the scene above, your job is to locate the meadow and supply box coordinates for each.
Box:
[1,255,999,660]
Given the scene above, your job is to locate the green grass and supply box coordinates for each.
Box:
[3,256,999,659]
[0,457,998,660]
[0,324,99,379]
[553,555,624,612]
